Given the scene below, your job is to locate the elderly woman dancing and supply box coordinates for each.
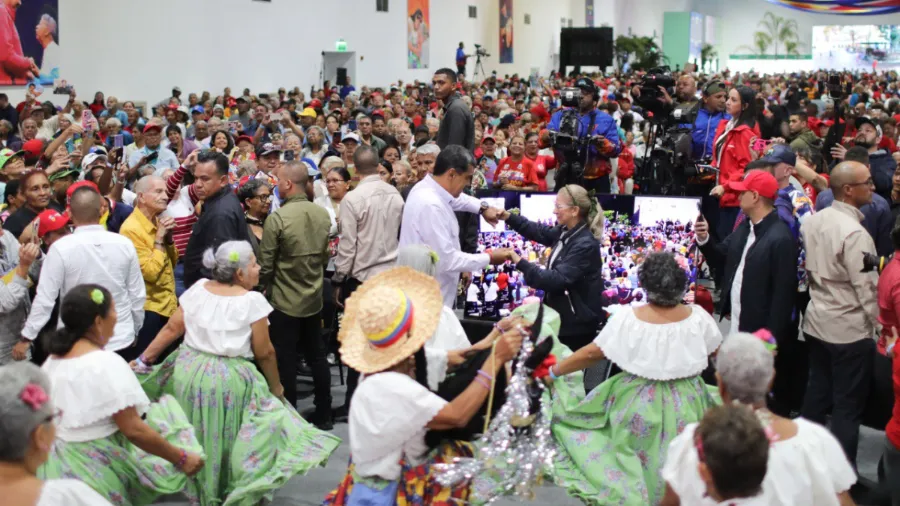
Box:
[546,251,722,505]
[133,240,341,506]
[323,266,524,506]
[661,332,856,506]
[0,362,112,505]
[37,284,205,505]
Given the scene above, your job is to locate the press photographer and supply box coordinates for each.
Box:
[541,77,620,193]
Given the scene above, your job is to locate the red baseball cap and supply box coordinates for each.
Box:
[308,99,323,109]
[22,139,43,158]
[37,209,70,238]
[66,180,100,203]
[727,171,779,200]
[142,123,162,134]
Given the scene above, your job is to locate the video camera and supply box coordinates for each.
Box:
[474,44,490,58]
[558,87,583,108]
[636,67,676,119]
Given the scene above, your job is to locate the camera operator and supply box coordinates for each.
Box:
[541,77,620,193]
[634,74,699,121]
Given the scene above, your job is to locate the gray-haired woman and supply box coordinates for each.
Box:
[0,362,111,505]
[132,240,340,505]
[496,184,606,350]
[661,332,857,506]
[544,251,723,505]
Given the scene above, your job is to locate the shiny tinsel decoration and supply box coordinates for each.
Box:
[434,337,557,503]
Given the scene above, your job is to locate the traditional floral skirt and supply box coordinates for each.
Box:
[549,370,719,506]
[323,441,475,506]
[138,346,342,506]
[38,394,205,506]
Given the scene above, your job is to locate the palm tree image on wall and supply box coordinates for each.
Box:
[737,11,804,56]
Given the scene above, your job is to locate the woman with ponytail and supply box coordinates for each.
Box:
[37,284,205,505]
[132,240,340,506]
[496,184,606,350]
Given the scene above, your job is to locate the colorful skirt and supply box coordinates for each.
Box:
[323,441,475,506]
[138,346,341,506]
[549,371,719,506]
[38,394,205,506]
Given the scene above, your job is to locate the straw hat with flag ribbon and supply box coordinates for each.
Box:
[338,266,443,375]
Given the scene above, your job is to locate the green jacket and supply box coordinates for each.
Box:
[789,129,822,152]
[259,193,331,318]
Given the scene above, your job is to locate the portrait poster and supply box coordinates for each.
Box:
[499,0,514,63]
[0,0,59,86]
[407,0,430,69]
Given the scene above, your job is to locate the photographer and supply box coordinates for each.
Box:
[541,77,620,193]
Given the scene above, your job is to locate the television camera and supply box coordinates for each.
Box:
[474,44,491,58]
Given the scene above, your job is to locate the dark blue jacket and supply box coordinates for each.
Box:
[691,108,730,160]
[546,107,620,179]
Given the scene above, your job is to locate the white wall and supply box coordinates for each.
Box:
[0,0,574,107]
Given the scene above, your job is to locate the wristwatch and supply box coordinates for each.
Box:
[479,201,489,214]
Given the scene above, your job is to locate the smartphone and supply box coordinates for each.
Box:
[31,219,40,240]
[81,110,93,130]
[145,151,159,163]
[348,119,358,131]
[112,146,124,159]
[283,150,295,162]
[696,202,706,223]
[752,138,771,153]
[113,134,124,149]
[268,112,280,122]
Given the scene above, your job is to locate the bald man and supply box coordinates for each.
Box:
[18,185,146,361]
[258,160,334,428]
[120,175,178,358]
[801,160,879,466]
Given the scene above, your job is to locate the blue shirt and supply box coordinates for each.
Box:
[339,85,356,100]
[815,189,893,257]
[546,108,621,176]
[456,47,466,66]
[691,109,730,160]
[99,109,128,125]
[128,145,180,173]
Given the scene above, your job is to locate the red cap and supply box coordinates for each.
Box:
[727,171,779,200]
[308,99,322,109]
[22,139,43,158]
[236,135,254,145]
[142,123,162,134]
[37,209,69,238]
[66,180,100,203]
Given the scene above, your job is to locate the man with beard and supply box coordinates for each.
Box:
[847,116,897,203]
[787,111,821,152]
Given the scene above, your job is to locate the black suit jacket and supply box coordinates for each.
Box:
[183,186,251,288]
[699,210,798,342]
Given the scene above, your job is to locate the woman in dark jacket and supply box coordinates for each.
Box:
[498,184,605,349]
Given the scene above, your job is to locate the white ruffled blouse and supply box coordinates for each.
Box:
[593,305,722,381]
[38,479,113,505]
[180,280,273,359]
[42,351,150,443]
[662,418,857,506]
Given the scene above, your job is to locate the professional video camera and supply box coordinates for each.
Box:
[558,87,582,108]
[474,44,490,58]
[635,67,676,119]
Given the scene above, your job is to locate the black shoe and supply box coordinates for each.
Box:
[309,412,334,431]
[333,405,349,423]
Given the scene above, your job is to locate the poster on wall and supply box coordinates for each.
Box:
[586,0,594,28]
[500,0,514,64]
[0,0,59,86]
[407,0,430,69]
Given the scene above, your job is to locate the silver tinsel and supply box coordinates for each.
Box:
[434,338,557,503]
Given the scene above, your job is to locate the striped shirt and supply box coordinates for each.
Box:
[164,165,199,257]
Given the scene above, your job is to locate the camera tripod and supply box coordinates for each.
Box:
[473,54,487,82]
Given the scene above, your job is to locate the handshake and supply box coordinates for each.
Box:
[488,248,521,265]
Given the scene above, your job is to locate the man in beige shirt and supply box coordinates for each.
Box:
[801,161,880,467]
[332,144,404,419]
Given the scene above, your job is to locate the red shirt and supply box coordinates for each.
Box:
[495,156,538,189]
[802,173,829,207]
[527,153,556,191]
[880,135,899,154]
[882,256,900,449]
[497,272,509,290]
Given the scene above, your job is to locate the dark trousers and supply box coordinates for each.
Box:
[341,278,364,410]
[135,311,169,357]
[582,176,611,194]
[269,309,333,415]
[801,333,875,466]
[883,436,900,506]
[457,64,466,78]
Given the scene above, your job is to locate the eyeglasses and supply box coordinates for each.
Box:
[845,178,875,188]
[553,203,574,210]
[254,194,273,202]
[325,178,347,185]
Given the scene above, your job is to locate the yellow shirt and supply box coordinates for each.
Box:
[119,209,179,317]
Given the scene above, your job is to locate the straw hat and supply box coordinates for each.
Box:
[338,267,443,374]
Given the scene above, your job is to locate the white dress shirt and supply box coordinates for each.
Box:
[23,225,146,351]
[399,175,490,306]
[730,224,757,336]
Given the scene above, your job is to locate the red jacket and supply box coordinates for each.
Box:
[711,121,760,208]
[0,6,31,85]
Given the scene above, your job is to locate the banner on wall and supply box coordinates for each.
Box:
[407,0,430,69]
[0,0,59,86]
[586,0,594,27]
[500,0,514,63]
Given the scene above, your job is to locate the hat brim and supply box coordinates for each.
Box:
[338,267,443,375]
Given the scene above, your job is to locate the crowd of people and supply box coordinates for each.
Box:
[0,58,898,506]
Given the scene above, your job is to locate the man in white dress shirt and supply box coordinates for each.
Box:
[16,186,146,360]
[399,145,509,307]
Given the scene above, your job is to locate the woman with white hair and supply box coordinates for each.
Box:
[661,332,856,506]
[0,362,112,505]
[300,126,329,166]
[545,251,722,505]
[133,240,340,506]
